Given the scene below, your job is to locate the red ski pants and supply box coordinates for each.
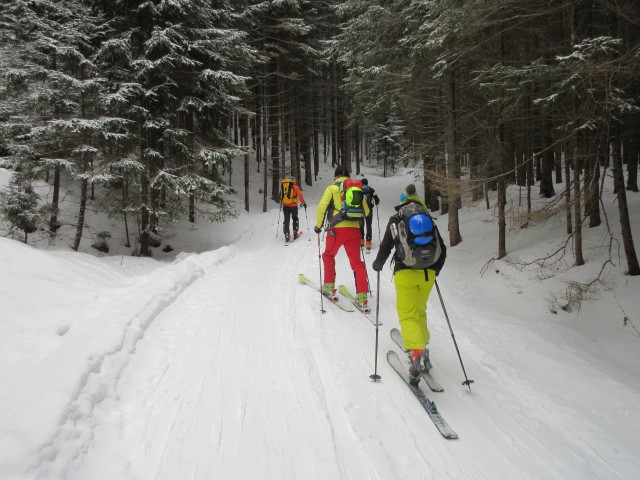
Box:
[322,227,369,294]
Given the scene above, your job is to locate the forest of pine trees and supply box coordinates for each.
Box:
[0,0,638,275]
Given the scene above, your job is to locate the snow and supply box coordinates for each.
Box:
[1,162,639,480]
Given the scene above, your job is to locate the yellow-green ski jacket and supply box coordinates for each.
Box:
[315,176,370,229]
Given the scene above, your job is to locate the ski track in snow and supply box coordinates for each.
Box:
[29,255,210,480]
[10,214,638,480]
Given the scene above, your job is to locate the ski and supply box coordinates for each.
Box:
[387,350,458,439]
[298,274,354,312]
[337,285,381,325]
[390,328,443,392]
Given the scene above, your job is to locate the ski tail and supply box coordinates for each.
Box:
[387,351,457,439]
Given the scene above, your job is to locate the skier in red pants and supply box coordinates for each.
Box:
[314,165,370,310]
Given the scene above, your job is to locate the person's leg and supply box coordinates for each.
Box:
[415,269,436,345]
[292,208,299,234]
[341,228,368,293]
[283,207,292,236]
[395,269,429,350]
[365,216,373,242]
[322,233,343,284]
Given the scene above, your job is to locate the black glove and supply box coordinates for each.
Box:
[314,226,322,234]
[302,203,307,210]
[375,198,380,205]
[372,260,383,271]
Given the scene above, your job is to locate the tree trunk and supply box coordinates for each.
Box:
[572,142,585,266]
[122,177,130,248]
[270,105,280,202]
[244,115,250,212]
[49,166,60,232]
[262,79,269,213]
[611,135,640,275]
[140,169,150,256]
[586,134,602,228]
[72,177,88,252]
[498,175,507,259]
[564,149,572,235]
[444,71,462,246]
[498,124,507,259]
[624,137,639,192]
[539,140,555,198]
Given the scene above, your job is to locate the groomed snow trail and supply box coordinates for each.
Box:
[27,214,638,480]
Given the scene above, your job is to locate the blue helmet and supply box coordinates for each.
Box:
[408,214,434,245]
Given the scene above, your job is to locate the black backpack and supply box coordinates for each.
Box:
[362,185,375,209]
[391,202,442,269]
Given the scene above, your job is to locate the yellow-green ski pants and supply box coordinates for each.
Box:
[394,269,436,350]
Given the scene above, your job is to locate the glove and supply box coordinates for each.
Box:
[375,198,380,205]
[314,226,322,234]
[372,260,383,271]
[302,203,307,210]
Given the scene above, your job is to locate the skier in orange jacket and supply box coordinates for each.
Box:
[280,176,306,242]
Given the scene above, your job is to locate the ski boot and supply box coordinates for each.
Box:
[408,349,431,385]
[355,292,371,314]
[322,283,338,302]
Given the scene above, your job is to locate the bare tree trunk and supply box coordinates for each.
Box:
[498,175,507,259]
[572,142,585,266]
[444,71,462,246]
[244,115,250,212]
[539,114,555,198]
[262,78,269,213]
[271,105,281,202]
[72,177,88,252]
[611,134,640,275]
[497,126,507,259]
[585,132,602,227]
[564,149,572,235]
[49,166,60,232]
[140,168,150,256]
[122,177,130,247]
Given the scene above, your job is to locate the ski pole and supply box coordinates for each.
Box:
[375,204,381,243]
[276,201,283,238]
[435,280,474,391]
[303,205,311,241]
[369,270,382,381]
[317,232,326,314]
[358,230,372,295]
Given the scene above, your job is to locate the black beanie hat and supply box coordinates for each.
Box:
[361,178,368,185]
[334,164,349,177]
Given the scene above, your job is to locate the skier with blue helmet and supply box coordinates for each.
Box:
[372,183,446,385]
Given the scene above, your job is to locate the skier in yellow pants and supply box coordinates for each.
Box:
[372,184,446,385]
[394,269,436,348]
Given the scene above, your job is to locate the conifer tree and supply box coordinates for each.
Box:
[89,0,257,255]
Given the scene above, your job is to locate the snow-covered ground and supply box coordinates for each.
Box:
[1,162,639,480]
